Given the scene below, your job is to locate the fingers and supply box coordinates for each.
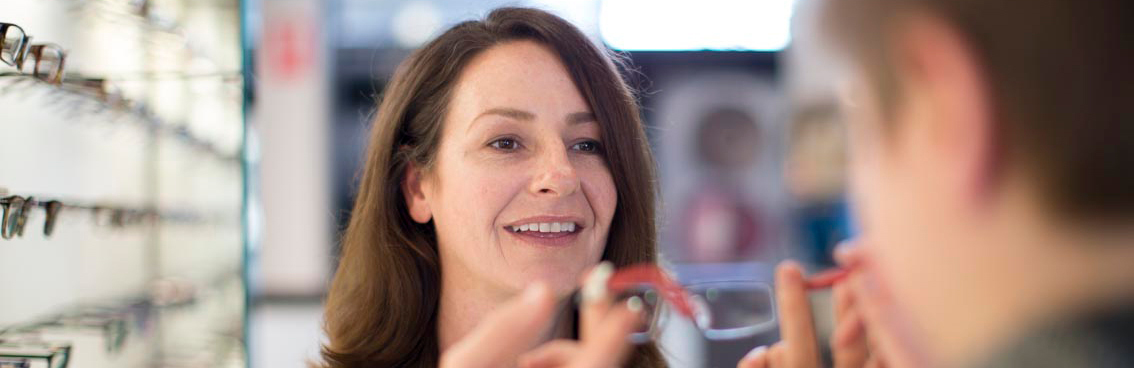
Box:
[832,311,869,367]
[844,265,931,368]
[737,346,769,368]
[775,261,821,367]
[518,262,641,368]
[580,261,614,341]
[834,277,856,320]
[832,306,866,349]
[568,300,642,368]
[768,344,786,367]
[865,355,887,368]
[737,343,787,368]
[441,282,557,368]
[518,340,580,368]
[834,241,864,267]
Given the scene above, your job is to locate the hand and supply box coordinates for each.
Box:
[736,255,885,367]
[736,260,825,368]
[737,242,930,368]
[831,244,931,368]
[439,262,643,368]
[518,262,644,368]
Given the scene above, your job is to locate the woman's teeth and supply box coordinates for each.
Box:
[511,222,576,233]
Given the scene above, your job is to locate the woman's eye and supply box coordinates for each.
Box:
[571,140,602,153]
[488,138,519,151]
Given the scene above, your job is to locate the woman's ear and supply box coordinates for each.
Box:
[403,162,433,223]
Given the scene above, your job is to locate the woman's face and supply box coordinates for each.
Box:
[409,40,617,296]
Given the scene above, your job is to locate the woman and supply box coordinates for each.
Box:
[320,7,665,367]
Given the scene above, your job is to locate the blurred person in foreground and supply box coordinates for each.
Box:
[740,0,1134,367]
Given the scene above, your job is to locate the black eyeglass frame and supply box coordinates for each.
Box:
[0,22,30,68]
[1,196,64,239]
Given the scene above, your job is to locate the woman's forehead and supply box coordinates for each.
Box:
[449,40,589,119]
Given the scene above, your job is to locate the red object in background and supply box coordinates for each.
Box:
[263,18,314,81]
[683,186,763,263]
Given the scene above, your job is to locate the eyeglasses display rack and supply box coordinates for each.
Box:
[0,1,245,367]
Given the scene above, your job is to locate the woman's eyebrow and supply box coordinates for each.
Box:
[469,107,597,132]
[477,107,535,122]
[566,111,596,124]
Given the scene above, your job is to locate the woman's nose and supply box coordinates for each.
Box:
[529,146,580,197]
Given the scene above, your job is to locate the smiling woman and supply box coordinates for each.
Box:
[319,7,664,368]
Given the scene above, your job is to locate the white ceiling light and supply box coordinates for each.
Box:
[392,1,442,48]
[599,0,796,51]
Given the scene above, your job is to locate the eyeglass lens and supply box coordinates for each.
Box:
[611,286,665,341]
[3,196,26,239]
[25,45,65,84]
[0,23,26,66]
[687,281,776,340]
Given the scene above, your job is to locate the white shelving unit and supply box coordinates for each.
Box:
[0,1,245,367]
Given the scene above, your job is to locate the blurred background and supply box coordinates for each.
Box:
[0,0,851,367]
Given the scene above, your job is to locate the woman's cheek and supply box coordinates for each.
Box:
[580,161,617,230]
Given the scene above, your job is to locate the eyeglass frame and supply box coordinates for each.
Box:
[0,357,30,368]
[0,22,30,68]
[0,22,66,85]
[1,196,64,239]
[21,43,66,85]
[0,340,71,368]
[604,264,778,342]
[59,76,129,109]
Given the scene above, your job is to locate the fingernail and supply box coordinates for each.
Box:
[626,295,643,312]
[744,345,768,360]
[778,260,803,280]
[834,241,855,257]
[834,238,857,259]
[582,261,613,304]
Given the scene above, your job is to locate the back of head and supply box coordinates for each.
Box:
[823,0,1134,221]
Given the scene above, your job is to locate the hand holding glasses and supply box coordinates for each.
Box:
[1,22,67,85]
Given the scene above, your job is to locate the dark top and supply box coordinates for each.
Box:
[971,304,1134,368]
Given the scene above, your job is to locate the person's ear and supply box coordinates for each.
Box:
[896,14,998,205]
[403,162,433,223]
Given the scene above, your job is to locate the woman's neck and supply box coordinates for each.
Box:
[436,271,575,353]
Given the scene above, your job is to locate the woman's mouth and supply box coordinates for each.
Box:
[509,222,577,233]
[505,220,583,246]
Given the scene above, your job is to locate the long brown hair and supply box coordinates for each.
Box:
[321,7,664,367]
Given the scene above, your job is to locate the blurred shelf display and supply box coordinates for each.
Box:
[1,1,245,367]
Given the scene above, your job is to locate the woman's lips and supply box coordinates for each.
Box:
[504,216,586,247]
[506,228,579,246]
[504,222,581,247]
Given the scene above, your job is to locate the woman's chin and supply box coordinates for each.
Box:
[503,263,591,296]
